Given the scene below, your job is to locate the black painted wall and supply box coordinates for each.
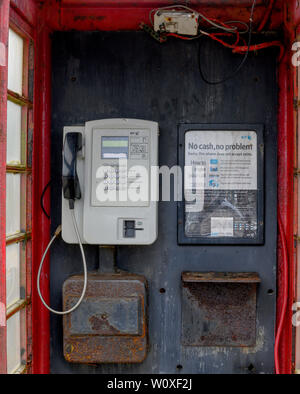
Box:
[50,31,278,374]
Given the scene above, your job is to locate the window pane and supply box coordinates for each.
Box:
[7,312,21,374]
[6,173,21,236]
[8,29,23,95]
[6,243,20,307]
[7,100,22,165]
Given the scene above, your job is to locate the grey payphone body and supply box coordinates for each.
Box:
[62,118,159,245]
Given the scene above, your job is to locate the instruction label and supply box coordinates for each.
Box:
[184,130,258,239]
[185,130,257,190]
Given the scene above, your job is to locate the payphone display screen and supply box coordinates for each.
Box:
[101,136,129,159]
[178,125,264,245]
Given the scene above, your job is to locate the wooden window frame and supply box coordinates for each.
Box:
[5,14,34,374]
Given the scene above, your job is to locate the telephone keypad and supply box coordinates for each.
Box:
[99,164,146,189]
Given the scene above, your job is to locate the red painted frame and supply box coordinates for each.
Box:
[0,0,297,374]
[0,0,10,375]
[276,0,299,375]
[32,21,52,375]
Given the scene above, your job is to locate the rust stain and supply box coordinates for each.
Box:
[89,314,121,335]
[182,272,259,347]
[63,273,147,364]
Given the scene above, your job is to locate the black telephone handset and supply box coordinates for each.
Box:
[38,131,87,315]
[62,132,82,209]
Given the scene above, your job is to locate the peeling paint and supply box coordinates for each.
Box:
[0,42,6,67]
[241,326,265,355]
[0,302,6,327]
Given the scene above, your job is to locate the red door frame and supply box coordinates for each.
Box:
[32,23,52,375]
[0,0,298,374]
[0,0,37,374]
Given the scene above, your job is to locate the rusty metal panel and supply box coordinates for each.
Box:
[63,273,147,364]
[182,272,261,283]
[181,272,260,347]
[69,297,142,336]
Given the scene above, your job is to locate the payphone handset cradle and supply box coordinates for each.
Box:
[62,132,82,206]
[37,119,159,315]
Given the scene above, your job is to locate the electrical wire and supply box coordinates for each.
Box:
[198,0,257,85]
[147,2,282,67]
[233,40,284,60]
[224,20,249,34]
[37,208,87,315]
[199,28,283,58]
[257,0,275,32]
[40,180,51,220]
[275,215,289,374]
[166,32,202,40]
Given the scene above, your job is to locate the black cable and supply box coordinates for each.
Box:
[198,0,257,85]
[40,180,51,220]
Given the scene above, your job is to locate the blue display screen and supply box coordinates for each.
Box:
[101,136,129,159]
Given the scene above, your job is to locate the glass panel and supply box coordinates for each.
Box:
[6,173,21,236]
[7,312,21,374]
[8,29,23,95]
[7,100,22,165]
[6,243,20,307]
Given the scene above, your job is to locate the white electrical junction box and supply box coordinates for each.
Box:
[154,10,199,36]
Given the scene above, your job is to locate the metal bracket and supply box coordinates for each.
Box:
[139,22,167,43]
[98,246,116,273]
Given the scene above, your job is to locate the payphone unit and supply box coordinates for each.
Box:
[37,118,158,317]
[62,118,159,245]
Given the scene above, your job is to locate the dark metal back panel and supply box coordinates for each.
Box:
[50,31,278,374]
